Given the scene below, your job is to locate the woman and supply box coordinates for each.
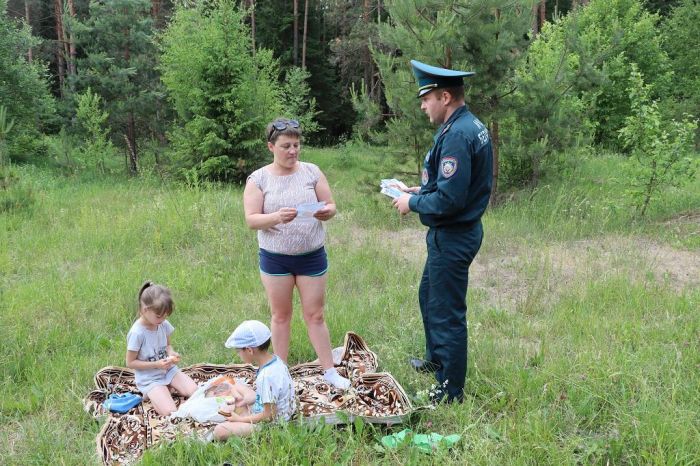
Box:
[242,118,350,389]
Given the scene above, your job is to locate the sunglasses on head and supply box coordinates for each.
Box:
[268,119,300,141]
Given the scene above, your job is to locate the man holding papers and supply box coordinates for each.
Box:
[393,60,493,403]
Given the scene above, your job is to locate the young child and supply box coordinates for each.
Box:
[214,320,296,440]
[125,281,198,416]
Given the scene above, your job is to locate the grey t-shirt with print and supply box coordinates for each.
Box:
[126,320,179,395]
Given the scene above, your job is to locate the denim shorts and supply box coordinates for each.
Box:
[259,247,328,277]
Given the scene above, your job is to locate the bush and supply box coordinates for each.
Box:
[618,66,698,217]
[75,88,116,174]
[159,1,282,182]
[0,165,35,214]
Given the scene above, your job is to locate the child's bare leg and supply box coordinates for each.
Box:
[214,421,255,440]
[147,385,177,416]
[169,372,198,398]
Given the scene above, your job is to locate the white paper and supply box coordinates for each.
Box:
[295,201,326,222]
[379,178,413,199]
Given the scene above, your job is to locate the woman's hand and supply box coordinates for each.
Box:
[277,207,298,224]
[314,205,336,221]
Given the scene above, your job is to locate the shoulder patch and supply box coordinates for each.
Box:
[440,156,458,178]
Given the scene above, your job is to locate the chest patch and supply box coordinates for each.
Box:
[440,156,458,178]
[421,168,429,185]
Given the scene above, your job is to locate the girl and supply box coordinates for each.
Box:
[125,281,198,416]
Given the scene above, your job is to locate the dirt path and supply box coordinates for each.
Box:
[332,228,699,312]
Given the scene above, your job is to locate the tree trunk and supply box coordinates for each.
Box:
[54,0,65,94]
[250,0,256,54]
[151,0,161,18]
[532,0,545,36]
[66,0,77,80]
[363,0,373,98]
[293,0,299,66]
[301,0,309,69]
[490,120,499,203]
[125,115,138,175]
[25,1,33,63]
[539,0,546,27]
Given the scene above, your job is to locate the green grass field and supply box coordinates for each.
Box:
[1,146,699,464]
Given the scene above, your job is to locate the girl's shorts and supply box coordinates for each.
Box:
[259,247,328,277]
[137,366,179,398]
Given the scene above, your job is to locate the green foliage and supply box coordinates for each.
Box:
[75,88,115,174]
[618,67,698,217]
[159,1,282,182]
[255,0,356,143]
[502,0,675,187]
[0,0,56,162]
[374,0,533,172]
[349,81,383,144]
[72,0,163,172]
[281,67,322,137]
[502,13,599,187]
[569,0,672,147]
[0,164,35,214]
[45,129,81,176]
[0,105,15,166]
[661,0,700,143]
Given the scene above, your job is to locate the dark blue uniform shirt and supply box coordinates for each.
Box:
[408,105,493,228]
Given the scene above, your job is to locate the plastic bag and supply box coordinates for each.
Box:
[171,376,238,423]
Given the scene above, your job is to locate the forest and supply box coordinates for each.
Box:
[1,0,697,211]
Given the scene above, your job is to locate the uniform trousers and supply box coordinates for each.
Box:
[419,222,483,402]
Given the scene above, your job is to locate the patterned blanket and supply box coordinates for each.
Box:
[83,333,413,465]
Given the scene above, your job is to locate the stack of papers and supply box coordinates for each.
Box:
[380,179,409,199]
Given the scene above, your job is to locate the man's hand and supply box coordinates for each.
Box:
[402,186,421,194]
[393,193,413,215]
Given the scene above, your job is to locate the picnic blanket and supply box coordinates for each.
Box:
[83,332,413,465]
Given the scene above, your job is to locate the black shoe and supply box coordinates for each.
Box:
[409,358,441,373]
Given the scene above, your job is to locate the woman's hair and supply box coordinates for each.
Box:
[138,281,173,317]
[266,117,302,144]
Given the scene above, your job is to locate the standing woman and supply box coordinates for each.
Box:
[242,118,350,389]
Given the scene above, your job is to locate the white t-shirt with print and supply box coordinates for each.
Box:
[253,355,296,421]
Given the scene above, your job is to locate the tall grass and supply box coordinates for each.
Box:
[1,147,698,464]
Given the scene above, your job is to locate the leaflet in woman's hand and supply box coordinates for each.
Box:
[295,201,326,222]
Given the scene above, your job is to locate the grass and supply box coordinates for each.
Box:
[1,145,699,464]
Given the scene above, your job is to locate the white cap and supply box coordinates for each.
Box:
[225,320,272,349]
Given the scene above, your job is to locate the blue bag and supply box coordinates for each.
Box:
[103,393,142,413]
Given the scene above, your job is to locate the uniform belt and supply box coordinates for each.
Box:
[431,220,480,232]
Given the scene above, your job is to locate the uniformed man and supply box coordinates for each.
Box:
[393,59,493,403]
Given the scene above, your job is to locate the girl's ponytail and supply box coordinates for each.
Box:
[138,281,154,302]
